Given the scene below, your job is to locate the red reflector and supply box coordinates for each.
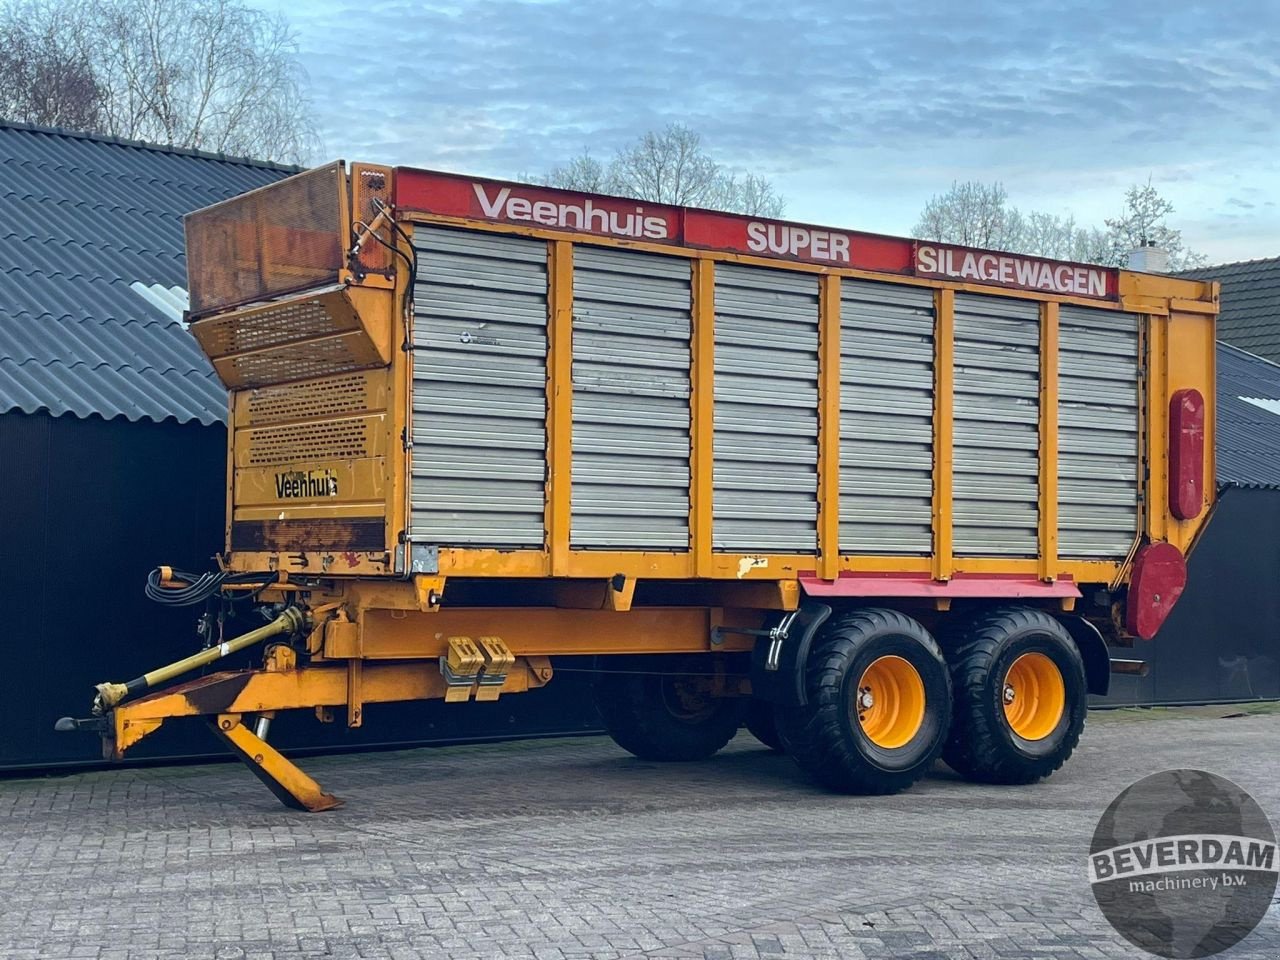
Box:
[1168,388,1205,520]
[1125,541,1187,640]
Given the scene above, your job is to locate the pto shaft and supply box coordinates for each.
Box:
[91,607,307,714]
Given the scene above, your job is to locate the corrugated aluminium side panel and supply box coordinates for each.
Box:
[953,294,1040,557]
[1058,305,1140,558]
[410,226,548,546]
[571,245,691,549]
[713,263,819,552]
[838,280,935,555]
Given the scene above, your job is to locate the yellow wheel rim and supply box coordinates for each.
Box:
[855,655,926,749]
[1003,652,1066,741]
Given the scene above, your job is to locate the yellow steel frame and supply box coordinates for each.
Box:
[108,655,554,757]
[818,275,841,581]
[217,190,1218,591]
[547,240,574,575]
[104,644,555,810]
[340,605,760,660]
[932,289,955,582]
[691,258,716,577]
[1038,301,1059,581]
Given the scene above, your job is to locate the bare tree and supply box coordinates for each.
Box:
[913,181,1025,249]
[0,7,102,128]
[0,0,317,163]
[913,178,1203,268]
[1020,211,1112,263]
[717,171,787,219]
[1103,179,1206,270]
[542,152,616,194]
[535,124,786,218]
[610,124,724,207]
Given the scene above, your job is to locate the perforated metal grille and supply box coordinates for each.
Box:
[186,162,345,317]
[216,331,384,389]
[245,373,373,425]
[244,418,372,466]
[193,296,354,358]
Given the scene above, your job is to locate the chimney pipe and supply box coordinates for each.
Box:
[1127,240,1169,273]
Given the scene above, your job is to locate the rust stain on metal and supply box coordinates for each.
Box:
[185,672,255,717]
[232,517,384,553]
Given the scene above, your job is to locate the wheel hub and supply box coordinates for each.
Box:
[853,655,926,750]
[660,676,717,723]
[1002,652,1066,741]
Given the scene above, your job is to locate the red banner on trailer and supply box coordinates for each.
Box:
[393,168,1118,301]
[394,170,682,243]
[682,209,915,274]
[914,242,1116,300]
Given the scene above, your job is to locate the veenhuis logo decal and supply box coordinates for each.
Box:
[274,469,339,499]
[1089,769,1277,958]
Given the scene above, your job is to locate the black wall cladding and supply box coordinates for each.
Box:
[0,411,599,770]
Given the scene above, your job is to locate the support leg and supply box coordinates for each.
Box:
[210,714,343,812]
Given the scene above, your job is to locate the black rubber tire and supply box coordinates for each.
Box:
[594,668,743,762]
[777,608,951,795]
[942,607,1087,785]
[744,698,786,752]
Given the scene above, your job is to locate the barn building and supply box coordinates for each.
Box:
[0,123,596,768]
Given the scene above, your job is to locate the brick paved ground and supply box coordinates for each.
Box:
[1,709,1277,959]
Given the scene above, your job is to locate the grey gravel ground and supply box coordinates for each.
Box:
[1,708,1277,959]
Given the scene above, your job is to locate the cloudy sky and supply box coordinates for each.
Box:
[253,0,1278,263]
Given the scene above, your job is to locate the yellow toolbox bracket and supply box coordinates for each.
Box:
[474,636,515,702]
[440,636,484,702]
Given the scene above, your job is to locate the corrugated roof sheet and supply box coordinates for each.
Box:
[0,121,297,425]
[1216,341,1280,490]
[1179,256,1280,364]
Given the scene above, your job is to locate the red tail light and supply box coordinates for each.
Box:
[1168,388,1205,521]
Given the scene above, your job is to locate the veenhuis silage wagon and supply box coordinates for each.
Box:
[57,162,1217,810]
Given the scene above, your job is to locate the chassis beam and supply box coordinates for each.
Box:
[103,650,552,810]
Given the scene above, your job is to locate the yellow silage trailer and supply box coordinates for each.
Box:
[58,162,1218,810]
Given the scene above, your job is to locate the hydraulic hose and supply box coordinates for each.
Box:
[144,567,277,607]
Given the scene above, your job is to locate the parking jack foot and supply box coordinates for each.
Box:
[210,714,343,812]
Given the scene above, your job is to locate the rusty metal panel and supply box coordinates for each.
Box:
[953,293,1041,557]
[231,517,385,553]
[1059,305,1140,558]
[185,162,346,318]
[410,226,548,547]
[571,245,691,549]
[712,263,819,552]
[838,280,935,555]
